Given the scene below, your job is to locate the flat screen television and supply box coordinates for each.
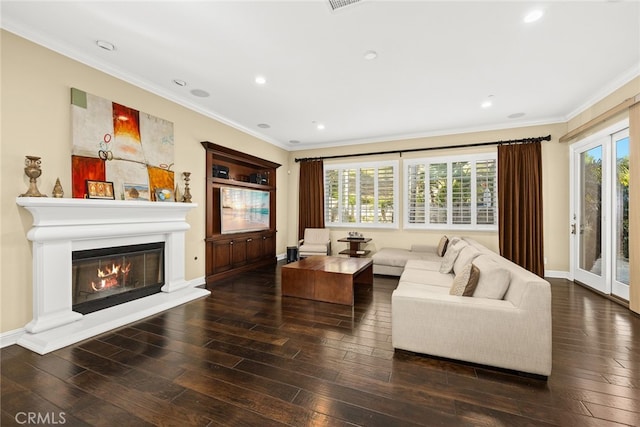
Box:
[220,187,270,234]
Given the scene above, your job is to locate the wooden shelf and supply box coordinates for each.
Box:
[201,141,281,284]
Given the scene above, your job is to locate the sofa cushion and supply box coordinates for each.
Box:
[472,255,511,300]
[400,268,454,288]
[372,248,425,267]
[439,240,467,274]
[436,235,449,257]
[453,246,482,275]
[404,259,441,271]
[449,263,480,296]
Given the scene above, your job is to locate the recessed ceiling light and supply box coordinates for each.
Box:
[190,89,210,97]
[173,79,187,87]
[363,50,378,60]
[96,40,115,51]
[255,76,267,85]
[481,95,494,109]
[289,140,300,144]
[257,123,271,129]
[316,123,325,130]
[524,9,544,23]
[508,112,526,119]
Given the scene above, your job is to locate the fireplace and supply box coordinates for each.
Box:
[72,242,165,314]
[15,197,210,354]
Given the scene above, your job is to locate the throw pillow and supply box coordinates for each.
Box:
[449,263,481,296]
[436,235,449,257]
[453,246,481,275]
[439,241,466,274]
[472,255,511,299]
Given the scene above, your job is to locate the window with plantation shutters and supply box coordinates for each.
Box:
[324,161,399,228]
[404,153,497,230]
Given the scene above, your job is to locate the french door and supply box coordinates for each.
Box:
[571,120,630,300]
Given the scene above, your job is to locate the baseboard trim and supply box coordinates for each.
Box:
[544,270,570,279]
[0,328,25,349]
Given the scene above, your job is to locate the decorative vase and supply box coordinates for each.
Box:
[52,177,64,198]
[182,172,192,203]
[19,156,47,197]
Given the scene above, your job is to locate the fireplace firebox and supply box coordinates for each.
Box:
[72,242,165,314]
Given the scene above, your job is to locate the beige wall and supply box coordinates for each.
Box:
[0,31,290,332]
[286,124,570,273]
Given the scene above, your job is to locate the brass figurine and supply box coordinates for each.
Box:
[52,177,64,198]
[19,156,47,197]
[182,172,192,203]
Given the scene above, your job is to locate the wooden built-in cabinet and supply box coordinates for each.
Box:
[201,142,281,284]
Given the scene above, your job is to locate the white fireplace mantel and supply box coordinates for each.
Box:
[15,197,210,354]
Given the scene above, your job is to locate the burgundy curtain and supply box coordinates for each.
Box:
[298,160,325,240]
[498,142,545,277]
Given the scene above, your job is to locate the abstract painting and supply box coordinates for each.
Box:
[71,88,174,199]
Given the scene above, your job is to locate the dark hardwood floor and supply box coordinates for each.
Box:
[2,262,639,426]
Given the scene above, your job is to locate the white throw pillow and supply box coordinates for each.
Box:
[453,246,481,275]
[439,241,467,274]
[472,255,511,299]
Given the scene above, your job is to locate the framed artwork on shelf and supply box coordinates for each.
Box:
[154,187,175,202]
[86,180,115,200]
[123,183,150,201]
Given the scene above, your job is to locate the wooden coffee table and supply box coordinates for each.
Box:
[281,256,373,305]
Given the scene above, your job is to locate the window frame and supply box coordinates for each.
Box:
[403,152,498,231]
[324,160,399,229]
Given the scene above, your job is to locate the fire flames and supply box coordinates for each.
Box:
[91,262,131,292]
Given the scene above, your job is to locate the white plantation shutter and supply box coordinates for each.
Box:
[324,161,398,227]
[360,168,375,223]
[341,169,357,223]
[407,164,426,224]
[429,163,448,224]
[476,159,496,225]
[324,169,339,223]
[377,166,395,224]
[404,154,497,230]
[452,161,472,224]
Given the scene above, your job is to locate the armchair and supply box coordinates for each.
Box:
[298,228,331,258]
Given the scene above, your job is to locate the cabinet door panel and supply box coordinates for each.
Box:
[246,237,262,262]
[213,240,233,273]
[232,240,247,266]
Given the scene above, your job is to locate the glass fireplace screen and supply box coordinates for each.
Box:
[72,242,165,314]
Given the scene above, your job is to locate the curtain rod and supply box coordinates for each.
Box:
[294,134,552,162]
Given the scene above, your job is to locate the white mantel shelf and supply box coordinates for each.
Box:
[15,197,210,354]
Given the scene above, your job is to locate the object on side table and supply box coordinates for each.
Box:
[20,155,47,197]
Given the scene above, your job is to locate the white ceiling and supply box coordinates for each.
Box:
[2,1,639,150]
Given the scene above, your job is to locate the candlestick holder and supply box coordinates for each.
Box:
[19,156,47,197]
[182,172,192,203]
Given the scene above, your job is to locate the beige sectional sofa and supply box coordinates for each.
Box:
[390,237,552,377]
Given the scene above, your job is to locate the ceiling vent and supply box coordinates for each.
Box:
[328,0,362,11]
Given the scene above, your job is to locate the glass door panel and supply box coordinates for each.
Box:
[576,145,605,291]
[571,121,630,300]
[613,130,630,299]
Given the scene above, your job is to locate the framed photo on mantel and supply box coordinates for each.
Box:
[86,180,115,200]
